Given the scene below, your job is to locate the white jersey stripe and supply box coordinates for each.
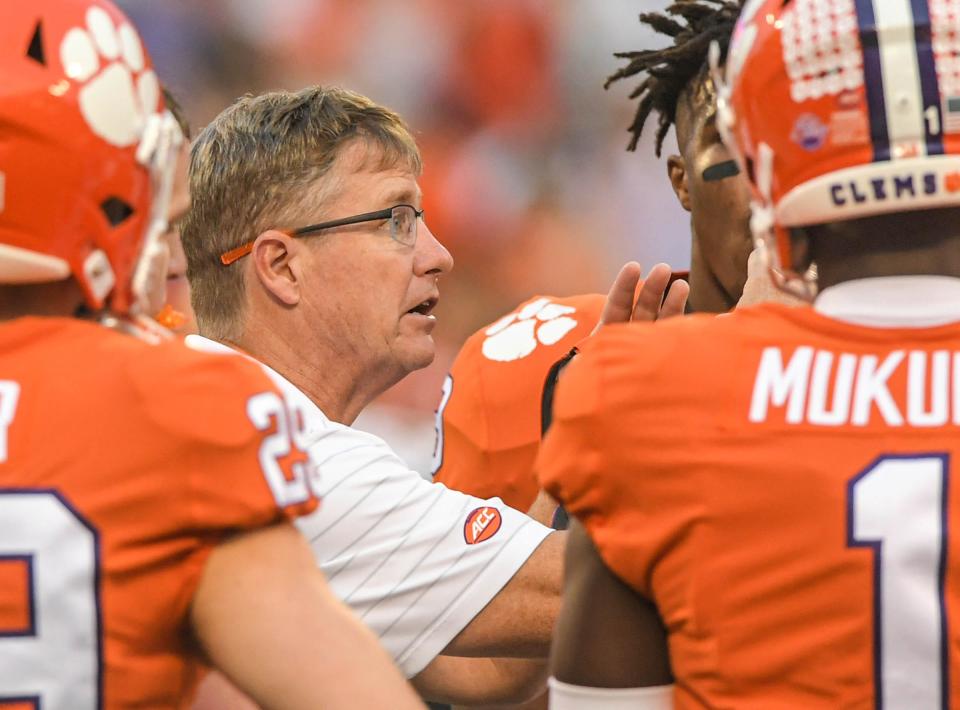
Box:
[354,489,470,618]
[360,509,468,623]
[324,477,424,561]
[395,520,549,673]
[390,518,536,644]
[340,488,448,603]
[305,468,393,540]
[874,0,927,156]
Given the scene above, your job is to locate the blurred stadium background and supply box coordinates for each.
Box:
[118,0,688,471]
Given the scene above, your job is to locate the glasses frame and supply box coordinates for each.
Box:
[219,203,425,265]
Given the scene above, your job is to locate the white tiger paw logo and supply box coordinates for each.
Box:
[59,5,159,147]
[482,298,580,362]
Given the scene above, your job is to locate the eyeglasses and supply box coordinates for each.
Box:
[219,203,425,265]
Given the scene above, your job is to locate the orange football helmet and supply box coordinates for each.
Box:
[715,0,960,298]
[0,0,182,317]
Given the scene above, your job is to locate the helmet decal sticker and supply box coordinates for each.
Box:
[60,5,160,147]
[482,298,580,363]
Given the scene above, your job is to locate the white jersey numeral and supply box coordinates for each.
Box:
[0,491,101,708]
[430,374,454,477]
[848,455,948,709]
[247,391,316,506]
[0,380,20,464]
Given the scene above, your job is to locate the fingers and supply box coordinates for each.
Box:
[596,261,643,332]
[596,262,688,333]
[660,278,689,319]
[631,263,673,322]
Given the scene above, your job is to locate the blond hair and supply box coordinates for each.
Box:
[181,85,422,340]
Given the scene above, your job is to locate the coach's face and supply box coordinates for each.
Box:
[295,141,453,382]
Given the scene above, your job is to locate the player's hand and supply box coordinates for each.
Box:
[594,262,689,334]
[735,244,806,310]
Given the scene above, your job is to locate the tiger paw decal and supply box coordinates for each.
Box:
[482,297,580,362]
[59,5,160,147]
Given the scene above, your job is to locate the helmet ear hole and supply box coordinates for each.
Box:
[100,197,134,227]
[26,21,45,65]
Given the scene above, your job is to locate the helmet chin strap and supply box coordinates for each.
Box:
[748,142,820,302]
[128,110,183,319]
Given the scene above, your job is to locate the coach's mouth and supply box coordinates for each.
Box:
[406,295,438,318]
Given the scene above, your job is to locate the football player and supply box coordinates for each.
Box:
[432,270,688,517]
[0,2,424,708]
[540,0,960,707]
[431,0,753,583]
[607,0,750,314]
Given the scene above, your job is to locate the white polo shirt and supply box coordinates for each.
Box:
[186,335,553,677]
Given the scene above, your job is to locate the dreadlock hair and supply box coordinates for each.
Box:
[606,0,743,156]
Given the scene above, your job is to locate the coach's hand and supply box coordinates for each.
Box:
[594,262,689,333]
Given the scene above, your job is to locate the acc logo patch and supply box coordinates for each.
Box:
[464,506,502,545]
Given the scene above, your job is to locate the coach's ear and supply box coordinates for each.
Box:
[250,230,302,306]
[667,155,691,212]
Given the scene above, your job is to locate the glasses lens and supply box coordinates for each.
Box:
[390,205,417,246]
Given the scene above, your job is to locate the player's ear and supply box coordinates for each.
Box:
[249,230,301,306]
[667,155,691,212]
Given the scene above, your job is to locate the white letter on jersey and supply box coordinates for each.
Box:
[807,351,856,426]
[0,492,100,708]
[0,380,20,463]
[749,346,813,423]
[851,351,904,426]
[247,392,311,507]
[908,351,949,427]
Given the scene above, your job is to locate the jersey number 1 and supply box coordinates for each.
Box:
[847,455,949,709]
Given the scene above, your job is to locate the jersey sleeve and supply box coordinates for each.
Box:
[295,416,553,677]
[536,325,703,598]
[130,343,319,533]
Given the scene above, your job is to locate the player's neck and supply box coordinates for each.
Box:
[807,207,960,292]
[0,281,85,321]
[687,242,737,314]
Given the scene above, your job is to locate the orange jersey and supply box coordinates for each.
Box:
[433,294,605,509]
[538,302,960,708]
[0,318,317,708]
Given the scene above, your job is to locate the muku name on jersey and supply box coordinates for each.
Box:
[749,346,960,426]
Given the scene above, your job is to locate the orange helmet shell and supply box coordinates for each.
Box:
[0,0,164,313]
